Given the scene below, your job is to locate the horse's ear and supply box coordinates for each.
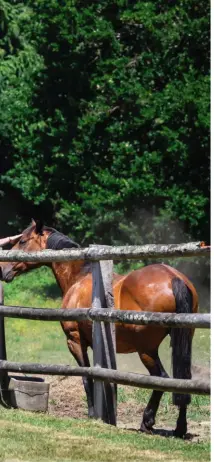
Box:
[35,219,44,235]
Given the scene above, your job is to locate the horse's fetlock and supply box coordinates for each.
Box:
[143,408,155,429]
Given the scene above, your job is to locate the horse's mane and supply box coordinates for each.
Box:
[23,223,80,250]
[46,228,80,250]
[46,227,91,273]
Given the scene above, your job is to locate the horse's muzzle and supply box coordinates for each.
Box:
[0,265,15,282]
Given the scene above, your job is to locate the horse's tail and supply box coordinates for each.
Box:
[171,277,193,406]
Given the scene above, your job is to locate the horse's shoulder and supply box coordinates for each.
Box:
[62,273,92,307]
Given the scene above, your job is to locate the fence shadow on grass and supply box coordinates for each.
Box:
[31,283,61,301]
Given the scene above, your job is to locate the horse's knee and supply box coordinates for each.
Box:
[67,335,80,355]
[64,327,81,356]
[67,338,74,352]
[61,321,78,338]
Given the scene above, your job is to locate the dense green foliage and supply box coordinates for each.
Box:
[0,0,210,246]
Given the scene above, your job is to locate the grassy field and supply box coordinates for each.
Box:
[0,407,210,462]
[0,267,210,462]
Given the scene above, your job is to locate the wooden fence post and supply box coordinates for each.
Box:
[91,247,117,425]
[0,283,10,407]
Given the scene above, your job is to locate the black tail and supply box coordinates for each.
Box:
[171,277,193,406]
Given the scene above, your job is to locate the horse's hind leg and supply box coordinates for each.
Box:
[174,405,187,438]
[138,352,169,433]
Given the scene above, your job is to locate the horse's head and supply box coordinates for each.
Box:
[0,219,51,282]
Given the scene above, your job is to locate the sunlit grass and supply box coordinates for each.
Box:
[0,408,210,462]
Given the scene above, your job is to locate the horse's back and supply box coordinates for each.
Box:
[62,263,198,314]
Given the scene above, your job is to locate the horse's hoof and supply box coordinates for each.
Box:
[173,429,186,439]
[140,423,154,435]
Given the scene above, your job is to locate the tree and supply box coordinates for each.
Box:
[0,0,210,247]
[0,0,44,203]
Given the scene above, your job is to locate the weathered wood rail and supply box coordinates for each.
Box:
[0,241,210,262]
[0,361,210,395]
[0,240,210,425]
[0,305,210,328]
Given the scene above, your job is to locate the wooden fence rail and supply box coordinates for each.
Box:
[0,361,210,395]
[0,306,210,328]
[0,241,210,425]
[0,241,210,262]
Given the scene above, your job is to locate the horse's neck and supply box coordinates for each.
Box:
[51,261,85,294]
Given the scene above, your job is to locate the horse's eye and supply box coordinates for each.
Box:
[19,239,27,245]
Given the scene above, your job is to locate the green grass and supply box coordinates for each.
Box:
[2,267,71,364]
[0,408,210,462]
[3,266,61,308]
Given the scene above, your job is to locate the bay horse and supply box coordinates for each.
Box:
[0,220,198,438]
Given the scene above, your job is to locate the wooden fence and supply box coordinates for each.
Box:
[0,241,210,425]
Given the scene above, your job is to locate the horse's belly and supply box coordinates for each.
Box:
[79,321,167,355]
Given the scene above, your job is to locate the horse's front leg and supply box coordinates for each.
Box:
[67,337,94,418]
[62,322,94,418]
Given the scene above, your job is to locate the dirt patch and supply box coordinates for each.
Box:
[47,375,143,423]
[48,375,87,419]
[8,367,210,445]
[45,374,210,444]
[192,365,210,381]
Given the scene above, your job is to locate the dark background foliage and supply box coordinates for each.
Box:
[0,0,210,306]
